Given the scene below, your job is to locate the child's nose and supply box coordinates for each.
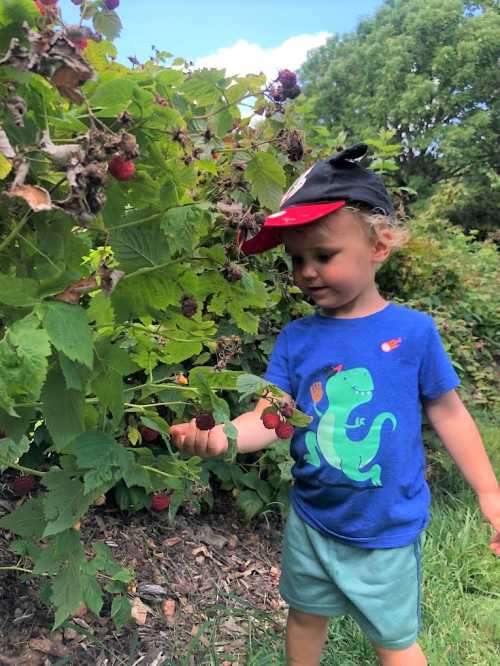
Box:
[301,262,319,280]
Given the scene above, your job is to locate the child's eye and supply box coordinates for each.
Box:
[317,255,332,263]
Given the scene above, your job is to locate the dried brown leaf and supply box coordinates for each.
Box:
[29,639,70,658]
[130,597,150,625]
[6,184,52,211]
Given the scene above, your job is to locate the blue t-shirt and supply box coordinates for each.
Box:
[264,302,460,549]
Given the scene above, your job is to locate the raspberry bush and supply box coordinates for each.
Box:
[0,0,314,630]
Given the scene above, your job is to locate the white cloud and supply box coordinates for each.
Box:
[195,32,331,81]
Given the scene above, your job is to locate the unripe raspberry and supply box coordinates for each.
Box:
[195,413,216,430]
[275,421,294,439]
[108,156,135,181]
[181,296,197,317]
[151,493,171,511]
[11,476,36,496]
[140,426,158,442]
[104,0,120,9]
[175,373,189,385]
[261,412,281,430]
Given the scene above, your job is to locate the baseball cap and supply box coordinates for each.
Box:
[239,143,395,255]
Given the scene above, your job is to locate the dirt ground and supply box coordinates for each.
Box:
[0,483,288,666]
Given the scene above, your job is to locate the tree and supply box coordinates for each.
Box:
[298,0,500,234]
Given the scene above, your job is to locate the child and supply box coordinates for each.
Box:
[170,144,500,666]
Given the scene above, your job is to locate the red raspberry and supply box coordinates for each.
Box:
[108,156,136,181]
[104,0,120,9]
[195,414,216,430]
[11,476,36,496]
[261,412,281,429]
[140,426,158,442]
[151,493,170,511]
[275,422,294,439]
[40,0,59,5]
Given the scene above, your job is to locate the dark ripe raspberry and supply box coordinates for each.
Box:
[181,296,197,317]
[104,0,120,9]
[151,493,170,511]
[275,421,294,439]
[287,130,304,162]
[223,264,243,282]
[280,402,295,418]
[284,84,301,100]
[11,476,36,496]
[254,212,265,226]
[195,413,216,430]
[172,128,188,147]
[0,429,6,439]
[277,69,297,89]
[117,111,133,125]
[108,156,136,181]
[261,412,281,429]
[203,128,213,142]
[140,426,159,442]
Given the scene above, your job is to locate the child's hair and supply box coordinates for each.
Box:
[317,204,410,251]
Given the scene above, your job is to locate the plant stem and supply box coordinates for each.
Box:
[9,462,46,478]
[0,210,31,253]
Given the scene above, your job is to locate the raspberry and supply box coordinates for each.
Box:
[11,476,36,496]
[275,422,294,439]
[151,493,171,511]
[195,413,216,430]
[108,156,135,181]
[284,84,301,100]
[41,0,59,5]
[0,429,6,439]
[261,412,281,430]
[181,296,197,317]
[277,69,297,89]
[175,373,189,385]
[280,402,294,418]
[140,426,159,442]
[104,0,120,9]
[223,263,243,282]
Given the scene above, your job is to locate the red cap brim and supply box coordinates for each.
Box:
[239,201,346,255]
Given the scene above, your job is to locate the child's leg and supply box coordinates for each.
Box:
[286,607,329,666]
[372,641,427,666]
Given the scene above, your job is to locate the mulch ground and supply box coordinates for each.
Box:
[0,482,288,666]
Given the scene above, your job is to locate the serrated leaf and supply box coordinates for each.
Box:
[111,224,171,273]
[180,68,225,106]
[51,559,84,629]
[235,374,270,400]
[92,8,122,40]
[41,364,85,452]
[0,314,51,416]
[111,595,131,630]
[40,301,93,369]
[59,352,91,392]
[0,406,35,443]
[89,77,137,117]
[236,489,264,521]
[0,434,29,472]
[0,275,39,306]
[41,470,95,538]
[33,529,84,576]
[160,205,209,257]
[81,573,103,616]
[0,497,46,540]
[245,152,285,210]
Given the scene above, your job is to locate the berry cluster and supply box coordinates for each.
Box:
[260,397,296,439]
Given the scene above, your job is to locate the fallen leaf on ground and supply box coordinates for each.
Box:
[130,597,150,625]
[29,638,70,657]
[161,598,176,618]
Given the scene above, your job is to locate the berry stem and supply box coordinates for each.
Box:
[8,462,46,478]
[0,210,31,253]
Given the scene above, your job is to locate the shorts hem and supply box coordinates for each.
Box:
[366,633,419,651]
[279,586,346,618]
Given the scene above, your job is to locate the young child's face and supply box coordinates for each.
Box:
[281,209,386,313]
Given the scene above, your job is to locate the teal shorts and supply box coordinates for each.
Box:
[280,505,423,650]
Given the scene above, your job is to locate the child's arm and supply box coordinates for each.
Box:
[170,394,290,457]
[423,389,500,555]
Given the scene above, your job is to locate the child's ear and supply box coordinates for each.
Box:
[371,229,393,263]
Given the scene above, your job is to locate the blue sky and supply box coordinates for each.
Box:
[59,0,386,76]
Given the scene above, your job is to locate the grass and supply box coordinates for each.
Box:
[185,412,499,665]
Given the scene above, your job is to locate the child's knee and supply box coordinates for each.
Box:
[288,607,329,629]
[372,641,427,666]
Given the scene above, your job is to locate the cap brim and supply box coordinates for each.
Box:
[239,201,346,255]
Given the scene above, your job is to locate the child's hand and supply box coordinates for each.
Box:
[478,489,500,556]
[169,419,228,458]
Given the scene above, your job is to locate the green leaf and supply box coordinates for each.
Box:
[51,560,84,629]
[0,314,51,416]
[40,301,94,369]
[33,529,85,576]
[81,573,103,616]
[59,352,91,392]
[41,470,95,538]
[0,497,46,540]
[111,224,171,273]
[92,8,122,40]
[160,205,209,257]
[245,152,285,210]
[89,77,137,117]
[0,434,29,472]
[0,275,39,306]
[180,69,225,106]
[111,595,131,630]
[236,490,264,521]
[235,374,271,400]
[0,406,36,443]
[41,364,85,452]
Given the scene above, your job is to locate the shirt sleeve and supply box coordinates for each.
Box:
[419,319,460,401]
[263,327,293,395]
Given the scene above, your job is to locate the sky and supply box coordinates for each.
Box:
[59,0,386,80]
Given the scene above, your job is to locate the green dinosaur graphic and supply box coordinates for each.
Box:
[304,367,397,486]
